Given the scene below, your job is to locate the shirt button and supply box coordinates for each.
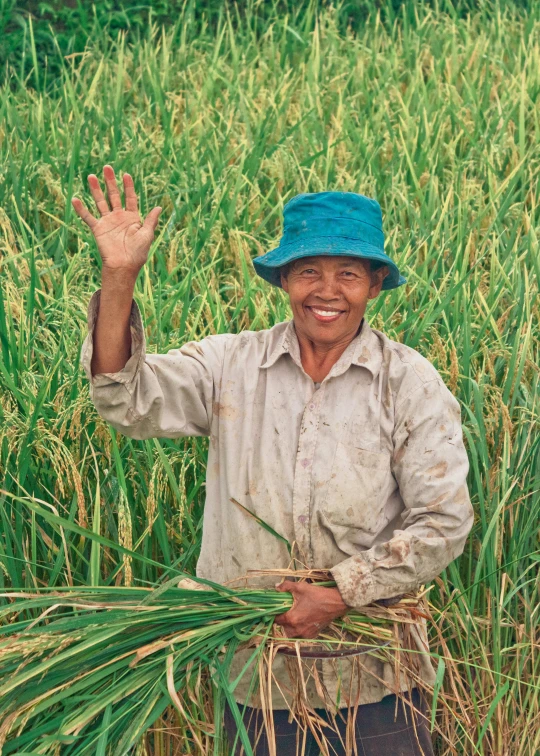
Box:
[309,403,315,410]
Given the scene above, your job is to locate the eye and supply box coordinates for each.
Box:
[341,270,357,278]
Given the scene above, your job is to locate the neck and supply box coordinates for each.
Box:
[294,320,364,383]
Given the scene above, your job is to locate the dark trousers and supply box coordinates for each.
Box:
[223,688,435,755]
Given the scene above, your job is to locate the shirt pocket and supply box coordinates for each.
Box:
[321,442,393,553]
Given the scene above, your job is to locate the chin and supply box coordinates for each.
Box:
[308,324,346,340]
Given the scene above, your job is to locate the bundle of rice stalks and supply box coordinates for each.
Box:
[0,574,430,755]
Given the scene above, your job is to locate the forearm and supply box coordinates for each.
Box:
[330,522,472,610]
[80,289,230,439]
[90,268,139,376]
[331,378,474,611]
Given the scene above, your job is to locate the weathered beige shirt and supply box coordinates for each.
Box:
[81,289,474,710]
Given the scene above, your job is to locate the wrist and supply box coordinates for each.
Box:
[329,586,349,615]
[101,266,140,288]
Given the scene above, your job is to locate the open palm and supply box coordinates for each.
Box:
[71,164,162,273]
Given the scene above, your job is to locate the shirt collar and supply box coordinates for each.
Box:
[259,318,382,379]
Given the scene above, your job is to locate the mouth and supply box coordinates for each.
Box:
[305,305,346,323]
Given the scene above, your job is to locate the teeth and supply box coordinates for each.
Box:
[311,308,340,317]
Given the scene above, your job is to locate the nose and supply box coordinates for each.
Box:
[314,271,341,301]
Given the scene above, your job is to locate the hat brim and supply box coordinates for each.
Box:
[252,237,406,290]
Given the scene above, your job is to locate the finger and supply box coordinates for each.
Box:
[123,173,139,213]
[278,623,297,639]
[87,174,111,216]
[71,197,97,230]
[142,206,162,235]
[274,610,292,625]
[103,164,122,211]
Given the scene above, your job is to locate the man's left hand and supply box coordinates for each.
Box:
[273,580,349,639]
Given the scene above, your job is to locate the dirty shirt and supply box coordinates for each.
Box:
[80,289,474,710]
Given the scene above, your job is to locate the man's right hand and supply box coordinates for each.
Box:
[71,164,162,274]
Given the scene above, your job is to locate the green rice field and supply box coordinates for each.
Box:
[0,0,539,753]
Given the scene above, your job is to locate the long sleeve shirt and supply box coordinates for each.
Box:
[80,289,474,710]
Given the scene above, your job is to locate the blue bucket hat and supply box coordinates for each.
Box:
[252,191,406,290]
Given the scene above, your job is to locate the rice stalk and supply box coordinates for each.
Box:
[0,580,430,755]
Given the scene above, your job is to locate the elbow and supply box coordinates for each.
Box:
[430,521,474,578]
[452,495,475,553]
[107,418,155,441]
[91,386,155,440]
[96,409,156,441]
[414,507,474,584]
[453,501,475,558]
[442,501,475,563]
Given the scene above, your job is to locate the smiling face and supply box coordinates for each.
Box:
[280,255,387,348]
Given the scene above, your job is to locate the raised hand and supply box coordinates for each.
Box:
[71,165,162,274]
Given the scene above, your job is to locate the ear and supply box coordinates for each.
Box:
[368,265,388,299]
[280,268,290,292]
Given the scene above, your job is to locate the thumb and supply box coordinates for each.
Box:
[142,206,162,235]
[275,579,296,594]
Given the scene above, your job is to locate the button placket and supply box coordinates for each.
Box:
[291,390,323,567]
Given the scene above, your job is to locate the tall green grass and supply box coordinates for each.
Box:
[0,0,538,753]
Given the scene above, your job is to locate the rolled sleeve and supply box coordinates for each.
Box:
[331,377,474,609]
[80,289,232,440]
[80,289,146,389]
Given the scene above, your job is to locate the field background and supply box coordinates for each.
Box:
[0,0,539,753]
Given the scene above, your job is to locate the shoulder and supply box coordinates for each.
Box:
[175,331,236,362]
[180,321,289,364]
[230,320,289,346]
[372,328,441,385]
[223,320,289,359]
[371,327,455,410]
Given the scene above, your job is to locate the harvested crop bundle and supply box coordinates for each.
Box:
[0,576,432,755]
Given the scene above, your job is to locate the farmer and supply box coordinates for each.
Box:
[74,166,474,756]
